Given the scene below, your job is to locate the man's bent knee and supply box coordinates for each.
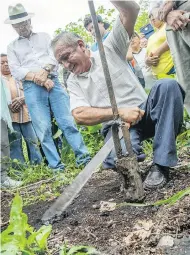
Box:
[154,79,181,94]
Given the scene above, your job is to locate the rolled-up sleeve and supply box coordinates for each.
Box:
[104,16,130,60]
[67,77,90,112]
[7,44,30,81]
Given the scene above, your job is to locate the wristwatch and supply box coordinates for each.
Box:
[43,66,51,73]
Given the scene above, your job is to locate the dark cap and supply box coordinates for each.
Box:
[84,14,110,30]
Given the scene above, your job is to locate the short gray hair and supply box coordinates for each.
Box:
[148,0,163,17]
[51,31,82,50]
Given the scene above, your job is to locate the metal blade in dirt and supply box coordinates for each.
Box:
[41,131,122,223]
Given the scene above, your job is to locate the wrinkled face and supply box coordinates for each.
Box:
[54,41,91,75]
[130,36,141,49]
[150,8,163,29]
[86,22,105,37]
[1,56,10,75]
[12,19,32,38]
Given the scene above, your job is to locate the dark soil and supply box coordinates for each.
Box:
[1,150,190,255]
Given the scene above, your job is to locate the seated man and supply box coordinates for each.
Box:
[51,0,185,189]
[1,54,42,166]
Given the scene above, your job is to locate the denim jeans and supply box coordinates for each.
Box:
[23,78,90,169]
[9,122,42,164]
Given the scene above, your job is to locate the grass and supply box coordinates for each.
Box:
[6,126,104,206]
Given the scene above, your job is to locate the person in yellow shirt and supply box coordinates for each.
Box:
[145,6,175,79]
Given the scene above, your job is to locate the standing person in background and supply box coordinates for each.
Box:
[0,77,23,188]
[146,5,176,80]
[84,15,146,88]
[158,0,190,115]
[5,3,91,172]
[130,32,157,89]
[1,54,42,166]
[127,45,146,88]
[84,14,110,52]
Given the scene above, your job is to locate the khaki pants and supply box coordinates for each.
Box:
[166,1,190,115]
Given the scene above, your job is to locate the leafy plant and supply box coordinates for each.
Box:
[0,193,52,255]
[60,244,99,255]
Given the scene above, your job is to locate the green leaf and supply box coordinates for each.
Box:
[0,241,20,254]
[1,194,52,254]
[67,245,98,255]
[153,187,190,206]
[53,129,62,139]
[87,124,102,134]
[35,225,52,249]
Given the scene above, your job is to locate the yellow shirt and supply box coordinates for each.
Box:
[146,24,174,79]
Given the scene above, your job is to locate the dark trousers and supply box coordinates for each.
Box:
[102,79,184,169]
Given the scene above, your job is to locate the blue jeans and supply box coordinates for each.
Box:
[9,122,42,164]
[23,78,90,169]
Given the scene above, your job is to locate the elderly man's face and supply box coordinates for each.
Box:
[12,19,32,38]
[1,56,11,75]
[54,41,91,75]
[87,22,105,38]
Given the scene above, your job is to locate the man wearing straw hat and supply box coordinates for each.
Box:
[5,3,91,171]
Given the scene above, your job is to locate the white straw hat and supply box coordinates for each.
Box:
[4,3,34,24]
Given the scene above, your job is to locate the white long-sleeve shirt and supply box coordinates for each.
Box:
[7,32,58,81]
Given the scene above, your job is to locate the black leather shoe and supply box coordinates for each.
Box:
[144,164,169,189]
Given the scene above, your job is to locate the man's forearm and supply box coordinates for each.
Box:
[111,1,140,37]
[72,106,113,126]
[159,1,175,21]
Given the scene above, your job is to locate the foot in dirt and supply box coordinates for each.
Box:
[144,164,169,189]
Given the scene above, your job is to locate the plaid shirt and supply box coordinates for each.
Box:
[3,75,30,123]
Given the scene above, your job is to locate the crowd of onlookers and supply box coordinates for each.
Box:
[1,0,190,189]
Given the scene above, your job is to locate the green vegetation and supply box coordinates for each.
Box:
[0,193,52,255]
[60,245,99,255]
[6,125,103,206]
[1,194,99,255]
